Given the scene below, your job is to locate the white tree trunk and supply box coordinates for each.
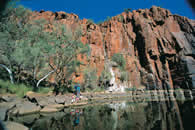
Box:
[36,70,55,87]
[0,64,14,84]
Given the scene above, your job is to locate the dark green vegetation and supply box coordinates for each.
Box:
[111,53,126,71]
[124,8,132,13]
[0,2,90,94]
[0,79,52,97]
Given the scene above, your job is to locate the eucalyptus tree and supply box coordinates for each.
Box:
[49,23,90,91]
[0,4,54,87]
[0,5,31,83]
[13,19,55,87]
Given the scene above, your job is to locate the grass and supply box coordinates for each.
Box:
[0,80,53,97]
[0,80,32,97]
[125,87,137,92]
[36,87,53,94]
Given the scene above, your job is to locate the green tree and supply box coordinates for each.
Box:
[14,18,55,87]
[49,23,90,92]
[83,67,98,91]
[0,3,55,87]
[98,66,112,89]
[120,71,129,82]
[124,8,132,13]
[0,4,31,84]
[111,53,126,71]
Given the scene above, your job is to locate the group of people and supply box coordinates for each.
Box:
[71,84,82,126]
[71,84,81,103]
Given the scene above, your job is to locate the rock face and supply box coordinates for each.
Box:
[31,6,195,91]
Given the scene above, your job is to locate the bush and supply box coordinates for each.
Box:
[118,15,124,22]
[120,71,129,82]
[111,53,126,71]
[0,79,32,97]
[98,68,112,89]
[87,19,94,24]
[125,87,137,92]
[96,20,104,25]
[124,8,132,13]
[0,79,53,97]
[36,87,53,94]
[105,16,112,22]
[83,68,98,91]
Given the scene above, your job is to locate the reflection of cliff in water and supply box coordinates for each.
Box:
[13,99,195,130]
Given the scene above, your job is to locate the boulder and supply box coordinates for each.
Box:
[4,121,28,130]
[10,114,40,125]
[9,101,41,116]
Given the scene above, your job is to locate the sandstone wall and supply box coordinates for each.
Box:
[31,6,195,90]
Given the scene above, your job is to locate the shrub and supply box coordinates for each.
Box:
[118,15,124,22]
[83,68,98,91]
[120,71,129,82]
[104,16,112,22]
[87,19,94,24]
[0,79,53,97]
[98,68,112,89]
[124,8,132,13]
[96,20,104,25]
[111,53,126,71]
[125,87,137,92]
[0,79,32,97]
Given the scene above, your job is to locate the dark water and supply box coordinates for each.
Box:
[13,99,195,130]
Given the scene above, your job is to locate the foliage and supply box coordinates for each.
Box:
[0,2,90,91]
[87,19,94,24]
[48,24,90,93]
[0,5,33,84]
[125,87,137,92]
[83,68,98,91]
[0,4,55,87]
[111,53,126,71]
[120,71,129,82]
[36,87,53,94]
[105,16,112,22]
[118,15,124,22]
[98,66,112,89]
[0,79,32,97]
[124,8,132,13]
[0,79,53,97]
[96,20,104,25]
[14,19,54,85]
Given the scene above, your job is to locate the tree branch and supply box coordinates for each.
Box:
[36,70,55,88]
[0,64,14,84]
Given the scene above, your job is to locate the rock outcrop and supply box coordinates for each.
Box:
[31,6,195,91]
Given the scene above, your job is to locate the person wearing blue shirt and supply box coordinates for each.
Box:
[74,84,80,98]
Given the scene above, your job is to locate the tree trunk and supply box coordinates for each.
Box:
[0,64,14,84]
[36,70,55,87]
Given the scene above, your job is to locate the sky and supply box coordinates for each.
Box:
[19,0,195,22]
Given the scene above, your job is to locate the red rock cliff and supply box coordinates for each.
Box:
[31,6,195,90]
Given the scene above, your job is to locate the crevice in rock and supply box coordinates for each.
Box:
[154,62,161,80]
[172,36,183,53]
[61,14,67,19]
[155,20,165,26]
[132,17,149,70]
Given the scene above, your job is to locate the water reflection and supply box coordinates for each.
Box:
[24,99,195,130]
[70,109,83,126]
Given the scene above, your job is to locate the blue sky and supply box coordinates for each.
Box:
[19,0,195,22]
